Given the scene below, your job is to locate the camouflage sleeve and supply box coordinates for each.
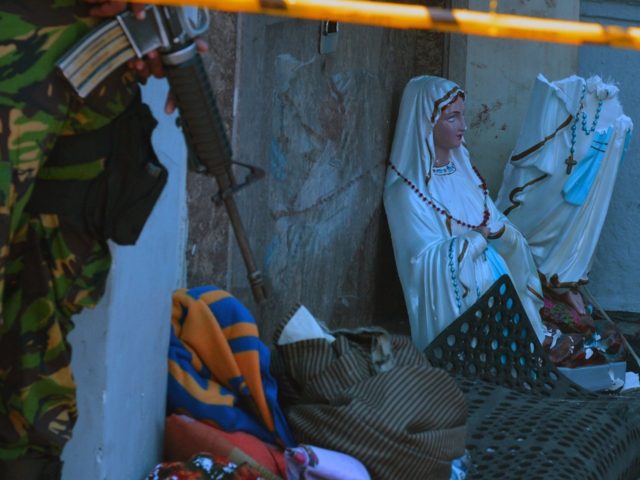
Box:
[0,1,139,134]
[0,0,139,323]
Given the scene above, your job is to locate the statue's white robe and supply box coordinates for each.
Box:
[385,160,545,351]
[496,75,633,288]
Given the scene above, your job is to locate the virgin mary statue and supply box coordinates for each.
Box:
[384,76,546,351]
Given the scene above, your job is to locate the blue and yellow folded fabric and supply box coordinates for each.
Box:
[167,285,295,447]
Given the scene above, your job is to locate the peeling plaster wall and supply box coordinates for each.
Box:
[62,79,187,479]
[447,0,580,194]
[222,11,445,340]
[579,1,640,312]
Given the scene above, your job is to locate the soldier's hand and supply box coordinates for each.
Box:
[128,39,209,82]
[128,50,164,81]
[83,1,146,19]
[83,2,160,80]
[83,1,209,115]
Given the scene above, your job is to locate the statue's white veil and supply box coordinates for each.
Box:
[385,76,466,191]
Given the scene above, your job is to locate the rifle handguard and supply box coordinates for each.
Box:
[164,47,232,178]
[164,47,267,304]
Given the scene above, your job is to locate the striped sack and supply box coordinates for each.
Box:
[272,313,467,479]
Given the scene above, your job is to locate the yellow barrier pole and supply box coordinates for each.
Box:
[130,0,640,50]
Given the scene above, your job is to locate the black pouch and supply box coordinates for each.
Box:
[27,94,168,245]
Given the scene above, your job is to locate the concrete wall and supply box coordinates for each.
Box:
[61,78,187,479]
[447,0,580,194]
[225,10,445,340]
[579,0,640,312]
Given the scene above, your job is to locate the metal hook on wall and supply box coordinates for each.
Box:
[319,20,339,54]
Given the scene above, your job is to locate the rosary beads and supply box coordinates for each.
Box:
[565,82,604,174]
[390,163,490,229]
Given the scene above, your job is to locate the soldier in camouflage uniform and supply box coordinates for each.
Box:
[0,2,160,478]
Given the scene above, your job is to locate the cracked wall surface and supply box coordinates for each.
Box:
[186,5,446,341]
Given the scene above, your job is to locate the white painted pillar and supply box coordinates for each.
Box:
[62,78,188,479]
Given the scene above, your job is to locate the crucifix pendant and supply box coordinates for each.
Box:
[565,154,577,174]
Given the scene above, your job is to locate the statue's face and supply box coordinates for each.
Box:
[433,96,466,151]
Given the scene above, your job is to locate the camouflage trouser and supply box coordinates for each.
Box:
[0,2,137,460]
[0,213,112,460]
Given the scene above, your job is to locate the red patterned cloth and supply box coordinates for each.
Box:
[541,293,625,367]
[164,414,287,478]
[146,453,261,480]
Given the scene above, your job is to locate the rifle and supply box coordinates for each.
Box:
[57,6,266,303]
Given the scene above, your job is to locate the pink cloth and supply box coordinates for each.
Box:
[285,445,370,480]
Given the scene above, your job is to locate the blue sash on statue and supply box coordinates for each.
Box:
[562,128,612,206]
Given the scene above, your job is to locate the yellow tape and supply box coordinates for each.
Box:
[128,0,640,50]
